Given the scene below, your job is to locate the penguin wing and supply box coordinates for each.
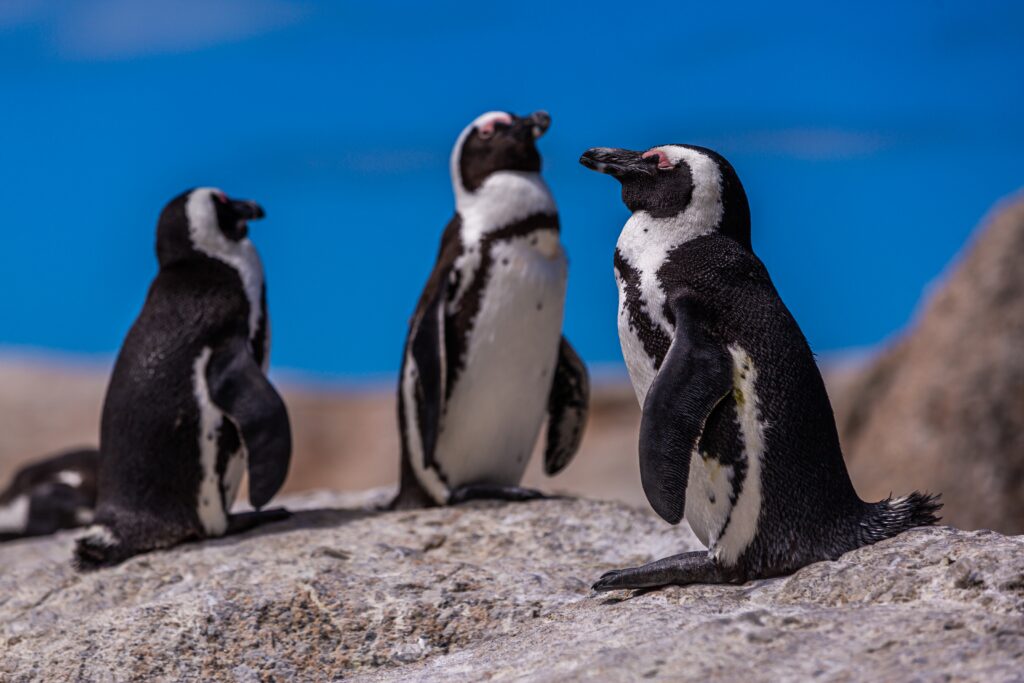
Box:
[208,338,292,509]
[639,294,732,524]
[407,263,451,472]
[544,337,590,475]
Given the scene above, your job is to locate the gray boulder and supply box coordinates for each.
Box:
[1,491,1022,681]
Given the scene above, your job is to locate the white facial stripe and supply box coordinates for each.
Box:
[449,110,512,197]
[449,112,556,226]
[0,495,30,533]
[616,146,725,405]
[650,145,725,235]
[185,188,265,342]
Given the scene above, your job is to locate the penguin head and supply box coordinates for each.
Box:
[156,187,265,266]
[580,144,751,249]
[451,110,551,196]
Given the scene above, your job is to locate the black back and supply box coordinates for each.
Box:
[97,256,252,536]
[659,235,866,575]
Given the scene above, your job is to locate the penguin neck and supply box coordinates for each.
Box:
[618,168,732,268]
[455,170,556,244]
[183,196,265,342]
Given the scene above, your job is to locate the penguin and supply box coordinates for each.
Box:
[74,188,291,569]
[0,448,98,542]
[579,144,940,591]
[392,110,590,509]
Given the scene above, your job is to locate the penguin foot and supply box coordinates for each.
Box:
[592,551,732,592]
[448,485,548,505]
[226,507,292,535]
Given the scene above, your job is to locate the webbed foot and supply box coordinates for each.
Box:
[592,551,734,592]
[448,485,549,505]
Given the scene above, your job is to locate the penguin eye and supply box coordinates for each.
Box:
[478,127,494,141]
[213,191,228,204]
[642,150,675,171]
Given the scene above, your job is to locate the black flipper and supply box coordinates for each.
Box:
[639,295,731,524]
[544,337,590,476]
[408,266,450,472]
[207,338,292,509]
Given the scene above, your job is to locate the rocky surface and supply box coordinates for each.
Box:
[2,492,1022,681]
[835,195,1024,534]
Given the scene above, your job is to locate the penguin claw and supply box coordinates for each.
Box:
[592,570,627,592]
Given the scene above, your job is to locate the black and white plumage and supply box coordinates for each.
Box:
[580,144,940,591]
[74,188,291,569]
[0,448,98,542]
[393,111,590,509]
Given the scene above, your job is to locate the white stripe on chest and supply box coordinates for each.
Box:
[434,231,567,495]
[192,347,246,536]
[450,171,556,309]
[683,345,767,566]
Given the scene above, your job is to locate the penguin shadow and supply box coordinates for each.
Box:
[592,587,659,605]
[204,505,383,549]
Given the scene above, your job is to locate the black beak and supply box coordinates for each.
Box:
[579,147,656,180]
[231,199,265,220]
[523,110,551,139]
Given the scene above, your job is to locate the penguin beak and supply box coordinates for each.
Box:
[523,110,551,139]
[579,147,656,180]
[231,199,265,221]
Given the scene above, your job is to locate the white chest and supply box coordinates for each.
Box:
[434,231,567,492]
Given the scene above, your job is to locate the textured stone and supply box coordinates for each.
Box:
[1,492,1021,681]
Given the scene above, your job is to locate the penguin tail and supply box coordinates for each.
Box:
[860,491,943,544]
[73,524,127,571]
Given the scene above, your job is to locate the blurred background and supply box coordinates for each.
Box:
[2,2,1022,531]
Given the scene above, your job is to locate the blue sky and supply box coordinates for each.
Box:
[1,1,1022,378]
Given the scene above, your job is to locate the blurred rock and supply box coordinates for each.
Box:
[1,493,1021,681]
[834,195,1024,533]
[0,356,648,511]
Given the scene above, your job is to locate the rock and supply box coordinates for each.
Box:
[835,195,1024,534]
[1,492,1021,681]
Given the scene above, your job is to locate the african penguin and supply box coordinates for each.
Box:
[579,144,940,591]
[393,110,590,509]
[0,448,98,542]
[74,188,291,569]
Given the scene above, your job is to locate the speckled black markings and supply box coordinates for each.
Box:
[581,144,940,592]
[445,212,560,395]
[394,111,589,509]
[613,249,671,368]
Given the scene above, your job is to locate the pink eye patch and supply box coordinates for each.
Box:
[642,149,673,169]
[477,113,513,137]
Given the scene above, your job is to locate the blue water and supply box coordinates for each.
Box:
[1,1,1021,376]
